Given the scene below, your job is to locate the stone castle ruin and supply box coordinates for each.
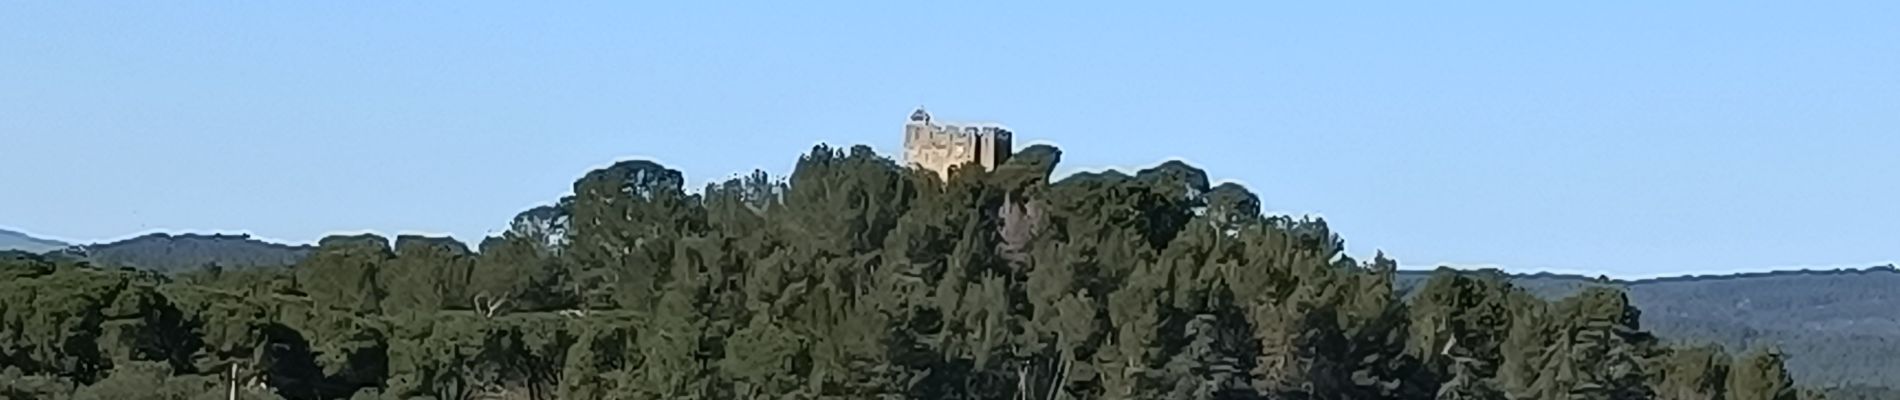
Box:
[902,107,1013,179]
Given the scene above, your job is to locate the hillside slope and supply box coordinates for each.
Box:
[1401,266,1900,389]
[1628,269,1900,389]
[0,228,68,253]
[78,233,313,273]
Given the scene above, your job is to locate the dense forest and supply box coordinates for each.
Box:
[0,144,1857,399]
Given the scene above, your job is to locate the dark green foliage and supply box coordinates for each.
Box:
[0,145,1842,399]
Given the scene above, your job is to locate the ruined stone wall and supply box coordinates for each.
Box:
[902,109,1012,179]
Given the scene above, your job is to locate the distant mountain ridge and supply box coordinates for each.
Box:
[0,228,69,253]
[73,232,314,273]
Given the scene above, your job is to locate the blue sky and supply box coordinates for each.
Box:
[2,2,1895,277]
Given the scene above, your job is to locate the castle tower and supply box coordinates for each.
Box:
[903,107,1013,179]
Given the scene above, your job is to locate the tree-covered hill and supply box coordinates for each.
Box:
[1399,266,1900,390]
[66,233,315,273]
[0,144,1859,399]
[1626,269,1900,390]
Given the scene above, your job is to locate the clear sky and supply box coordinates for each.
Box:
[2,2,1895,277]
